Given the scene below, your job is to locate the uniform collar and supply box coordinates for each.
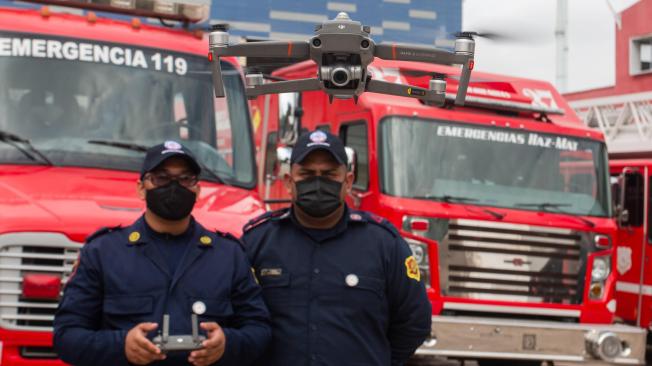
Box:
[125,216,215,284]
[125,215,211,248]
[289,204,351,243]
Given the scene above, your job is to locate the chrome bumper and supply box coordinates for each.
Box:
[415,315,646,364]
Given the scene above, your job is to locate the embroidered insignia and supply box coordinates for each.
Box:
[405,256,420,281]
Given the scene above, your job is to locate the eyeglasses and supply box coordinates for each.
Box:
[145,172,198,188]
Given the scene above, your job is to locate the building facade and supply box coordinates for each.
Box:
[211,0,461,46]
[564,0,652,156]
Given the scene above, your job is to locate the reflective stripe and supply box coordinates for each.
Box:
[616,281,652,296]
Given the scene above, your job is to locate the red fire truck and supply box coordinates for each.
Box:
[610,154,652,362]
[0,1,263,364]
[251,59,647,364]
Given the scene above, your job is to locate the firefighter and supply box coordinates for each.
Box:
[242,130,432,365]
[53,141,270,366]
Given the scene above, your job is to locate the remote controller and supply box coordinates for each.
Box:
[153,314,206,353]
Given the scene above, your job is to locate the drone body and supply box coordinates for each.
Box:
[209,12,475,107]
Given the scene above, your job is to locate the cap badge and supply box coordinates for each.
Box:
[309,130,328,143]
[349,213,363,221]
[199,236,212,245]
[164,140,182,150]
[345,274,359,287]
[128,231,141,243]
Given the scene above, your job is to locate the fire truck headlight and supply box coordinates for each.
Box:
[405,238,430,288]
[591,256,611,282]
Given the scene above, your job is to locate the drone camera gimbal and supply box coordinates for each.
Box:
[209,12,475,107]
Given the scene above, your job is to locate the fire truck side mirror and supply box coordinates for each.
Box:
[345,146,357,175]
[276,146,293,177]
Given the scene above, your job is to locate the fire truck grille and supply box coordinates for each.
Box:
[440,219,583,306]
[0,234,82,331]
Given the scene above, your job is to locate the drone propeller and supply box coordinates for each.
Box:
[454,31,510,42]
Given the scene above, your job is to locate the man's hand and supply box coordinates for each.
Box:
[125,322,166,365]
[188,322,226,366]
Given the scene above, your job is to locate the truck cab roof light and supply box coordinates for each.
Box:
[87,11,97,23]
[23,0,211,23]
[40,5,51,17]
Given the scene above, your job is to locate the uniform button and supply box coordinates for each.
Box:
[310,324,317,331]
[313,268,320,274]
[311,354,317,360]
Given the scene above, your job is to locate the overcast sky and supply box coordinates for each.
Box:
[462,0,619,94]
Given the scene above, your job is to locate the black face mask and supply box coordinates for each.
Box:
[294,176,343,218]
[145,181,197,221]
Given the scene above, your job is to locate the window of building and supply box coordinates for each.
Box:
[630,36,652,75]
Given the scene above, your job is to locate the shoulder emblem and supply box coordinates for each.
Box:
[215,230,239,243]
[243,208,290,233]
[351,211,399,237]
[405,255,421,281]
[85,225,122,243]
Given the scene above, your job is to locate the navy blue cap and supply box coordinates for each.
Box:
[290,130,347,166]
[140,140,201,178]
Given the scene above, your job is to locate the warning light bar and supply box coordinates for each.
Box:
[23,0,211,23]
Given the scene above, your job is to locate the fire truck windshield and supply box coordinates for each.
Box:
[380,116,611,217]
[0,32,254,187]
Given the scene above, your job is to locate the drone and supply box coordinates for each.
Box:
[209,12,475,107]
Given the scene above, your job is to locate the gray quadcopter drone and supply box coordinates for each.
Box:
[209,12,475,107]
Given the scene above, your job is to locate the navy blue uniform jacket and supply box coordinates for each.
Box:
[53,216,270,366]
[241,207,432,366]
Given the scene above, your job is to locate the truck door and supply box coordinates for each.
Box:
[339,117,372,211]
[614,165,650,328]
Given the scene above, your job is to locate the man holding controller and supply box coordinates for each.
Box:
[54,141,270,366]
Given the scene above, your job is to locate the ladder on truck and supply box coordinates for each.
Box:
[569,91,652,156]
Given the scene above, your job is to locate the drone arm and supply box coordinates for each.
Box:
[214,41,311,59]
[374,43,468,66]
[245,78,322,98]
[365,79,445,107]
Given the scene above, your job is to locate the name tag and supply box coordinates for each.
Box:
[260,268,283,277]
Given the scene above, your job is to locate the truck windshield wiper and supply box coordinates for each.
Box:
[515,202,595,228]
[413,195,479,204]
[87,139,149,152]
[0,130,53,166]
[86,139,223,184]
